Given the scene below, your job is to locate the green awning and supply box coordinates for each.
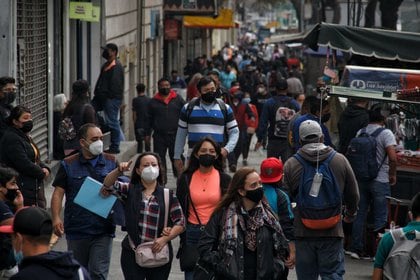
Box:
[303,23,420,63]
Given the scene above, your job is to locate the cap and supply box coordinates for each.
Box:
[299,120,323,141]
[101,43,118,53]
[276,79,288,90]
[0,207,52,236]
[260,157,284,183]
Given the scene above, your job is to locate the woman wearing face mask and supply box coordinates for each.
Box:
[197,167,290,280]
[0,105,50,209]
[176,137,231,280]
[101,152,185,280]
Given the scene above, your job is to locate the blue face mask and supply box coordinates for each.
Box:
[242,97,251,104]
[14,249,24,264]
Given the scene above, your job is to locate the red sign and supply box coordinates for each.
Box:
[164,19,181,40]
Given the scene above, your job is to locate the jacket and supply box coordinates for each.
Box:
[198,208,288,280]
[148,92,185,135]
[11,251,90,280]
[94,60,124,100]
[0,127,50,208]
[337,104,369,154]
[283,143,360,238]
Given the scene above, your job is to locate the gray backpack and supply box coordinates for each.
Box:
[383,228,420,280]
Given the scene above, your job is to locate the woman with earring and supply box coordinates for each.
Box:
[101,152,185,280]
[197,167,290,280]
[0,105,50,209]
[176,137,231,279]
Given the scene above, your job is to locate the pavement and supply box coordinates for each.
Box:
[46,137,375,279]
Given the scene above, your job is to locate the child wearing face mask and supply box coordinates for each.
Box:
[101,152,186,279]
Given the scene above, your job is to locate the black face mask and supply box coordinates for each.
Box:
[201,91,216,103]
[245,187,264,203]
[5,188,18,202]
[2,92,16,105]
[198,154,216,167]
[159,88,170,96]
[321,113,331,123]
[102,49,110,60]
[20,120,33,133]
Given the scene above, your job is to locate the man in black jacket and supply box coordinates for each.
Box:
[93,43,124,154]
[0,77,16,139]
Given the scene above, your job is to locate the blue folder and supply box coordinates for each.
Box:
[74,176,117,218]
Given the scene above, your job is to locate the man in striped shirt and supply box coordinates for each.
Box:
[173,77,239,175]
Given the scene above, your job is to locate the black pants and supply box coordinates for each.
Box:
[153,132,183,184]
[267,138,290,161]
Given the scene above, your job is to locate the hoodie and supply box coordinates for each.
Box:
[337,104,369,154]
[283,143,360,238]
[11,251,90,280]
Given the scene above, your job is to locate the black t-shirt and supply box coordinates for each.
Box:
[132,95,151,130]
[0,200,13,223]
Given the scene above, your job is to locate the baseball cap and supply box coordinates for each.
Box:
[101,43,118,53]
[276,79,288,90]
[0,207,53,236]
[299,120,323,141]
[260,157,284,183]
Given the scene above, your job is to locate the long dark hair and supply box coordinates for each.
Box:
[130,152,164,186]
[183,137,224,175]
[214,167,256,213]
[63,79,90,117]
[0,165,19,187]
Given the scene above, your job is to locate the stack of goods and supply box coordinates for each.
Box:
[397,87,420,102]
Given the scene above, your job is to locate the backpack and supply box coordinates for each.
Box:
[383,228,420,280]
[58,117,77,141]
[346,127,386,181]
[186,97,228,123]
[272,98,296,138]
[294,151,342,230]
[244,103,259,130]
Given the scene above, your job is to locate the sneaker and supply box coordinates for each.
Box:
[348,251,371,260]
[242,159,248,166]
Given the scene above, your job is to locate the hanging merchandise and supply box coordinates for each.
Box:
[323,47,339,85]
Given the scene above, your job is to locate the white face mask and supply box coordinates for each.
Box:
[88,140,103,156]
[141,166,159,182]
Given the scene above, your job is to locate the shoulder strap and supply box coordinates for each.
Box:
[186,97,200,121]
[390,228,407,243]
[371,127,386,138]
[323,151,336,165]
[78,267,85,280]
[163,188,170,228]
[187,176,203,226]
[215,99,228,122]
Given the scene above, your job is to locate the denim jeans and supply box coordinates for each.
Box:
[295,238,345,280]
[350,180,390,253]
[104,98,122,151]
[184,224,204,280]
[67,235,113,280]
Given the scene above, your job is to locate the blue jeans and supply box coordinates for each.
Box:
[350,180,390,253]
[104,98,122,151]
[295,238,345,280]
[184,224,204,280]
[67,235,113,280]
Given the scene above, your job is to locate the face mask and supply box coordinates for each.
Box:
[242,98,251,104]
[20,120,33,133]
[245,187,264,203]
[102,49,110,60]
[198,154,216,167]
[257,88,265,94]
[5,188,18,202]
[321,113,331,123]
[141,166,159,182]
[88,140,103,156]
[233,101,239,106]
[201,91,216,103]
[14,249,23,265]
[5,92,16,105]
[159,88,170,96]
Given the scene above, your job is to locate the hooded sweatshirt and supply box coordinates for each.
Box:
[11,251,90,280]
[337,104,369,154]
[283,143,359,238]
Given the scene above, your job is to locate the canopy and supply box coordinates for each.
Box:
[303,23,420,63]
[183,8,235,29]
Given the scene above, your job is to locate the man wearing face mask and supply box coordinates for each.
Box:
[51,123,118,280]
[93,43,124,154]
[148,77,186,184]
[0,77,17,140]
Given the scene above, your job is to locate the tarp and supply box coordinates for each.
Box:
[303,22,420,63]
[184,8,235,29]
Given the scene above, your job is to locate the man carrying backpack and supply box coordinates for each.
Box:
[372,192,420,279]
[347,109,397,260]
[283,120,359,280]
[256,79,300,161]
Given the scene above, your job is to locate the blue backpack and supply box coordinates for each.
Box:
[346,127,385,181]
[294,151,342,230]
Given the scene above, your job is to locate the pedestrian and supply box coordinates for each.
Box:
[293,92,305,108]
[132,83,151,153]
[62,80,97,156]
[0,105,50,209]
[173,76,239,175]
[255,79,300,161]
[197,167,289,279]
[207,71,232,106]
[148,77,186,184]
[219,64,237,90]
[53,93,67,160]
[169,70,187,89]
[0,207,91,280]
[0,77,16,140]
[283,120,359,280]
[51,123,118,280]
[93,43,124,154]
[176,137,231,279]
[259,157,296,275]
[348,109,397,260]
[101,152,185,280]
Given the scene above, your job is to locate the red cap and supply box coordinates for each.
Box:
[0,225,13,233]
[260,157,284,183]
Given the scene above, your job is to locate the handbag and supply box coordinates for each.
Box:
[193,262,216,280]
[129,188,170,268]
